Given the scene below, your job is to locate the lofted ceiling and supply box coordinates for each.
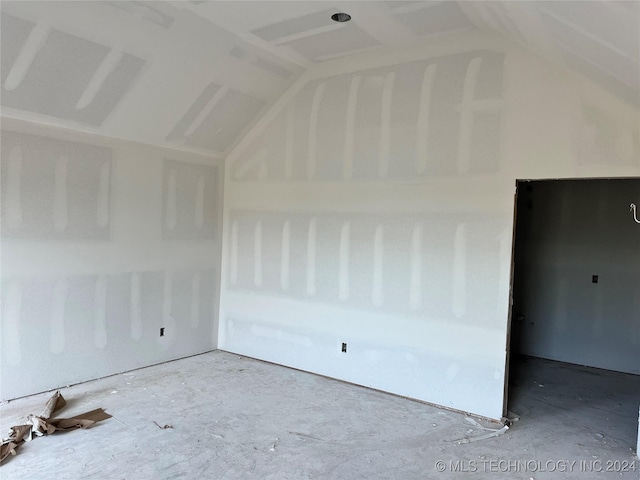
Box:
[183,0,639,103]
[1,1,638,157]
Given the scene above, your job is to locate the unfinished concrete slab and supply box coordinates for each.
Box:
[1,351,637,479]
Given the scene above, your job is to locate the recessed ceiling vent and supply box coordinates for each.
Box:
[331,12,351,23]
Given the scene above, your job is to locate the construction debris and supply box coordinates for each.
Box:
[152,421,173,430]
[453,417,510,444]
[0,391,111,464]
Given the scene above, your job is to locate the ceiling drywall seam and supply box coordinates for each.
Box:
[0,116,222,164]
[457,1,564,66]
[1,1,303,161]
[225,71,313,165]
[306,29,512,81]
[168,0,312,68]
[501,42,640,129]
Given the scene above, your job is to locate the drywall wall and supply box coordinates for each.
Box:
[219,31,640,420]
[0,119,224,400]
[2,0,638,417]
[511,178,640,374]
[0,0,292,401]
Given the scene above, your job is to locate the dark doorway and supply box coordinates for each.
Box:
[505,177,640,451]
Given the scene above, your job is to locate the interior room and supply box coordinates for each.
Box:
[507,177,640,476]
[1,1,639,478]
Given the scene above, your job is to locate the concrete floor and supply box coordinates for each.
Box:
[1,351,638,479]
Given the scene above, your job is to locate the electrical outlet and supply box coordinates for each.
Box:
[341,342,347,353]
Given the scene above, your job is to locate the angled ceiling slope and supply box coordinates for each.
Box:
[0,0,304,156]
[1,1,638,157]
[187,0,639,106]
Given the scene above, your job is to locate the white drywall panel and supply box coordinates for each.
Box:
[0,1,302,157]
[220,32,640,420]
[0,119,224,400]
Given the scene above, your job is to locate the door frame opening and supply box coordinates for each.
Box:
[502,177,640,455]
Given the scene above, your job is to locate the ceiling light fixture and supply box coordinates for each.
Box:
[331,12,351,23]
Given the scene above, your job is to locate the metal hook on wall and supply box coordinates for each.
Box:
[631,203,640,224]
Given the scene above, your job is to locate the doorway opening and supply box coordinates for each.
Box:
[504,177,640,454]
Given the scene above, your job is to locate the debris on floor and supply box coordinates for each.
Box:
[453,417,509,444]
[270,438,279,452]
[0,391,111,464]
[506,410,521,422]
[152,421,173,430]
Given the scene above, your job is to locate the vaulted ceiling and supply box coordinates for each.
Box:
[2,1,638,157]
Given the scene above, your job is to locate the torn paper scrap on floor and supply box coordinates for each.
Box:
[453,417,509,444]
[0,391,111,464]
